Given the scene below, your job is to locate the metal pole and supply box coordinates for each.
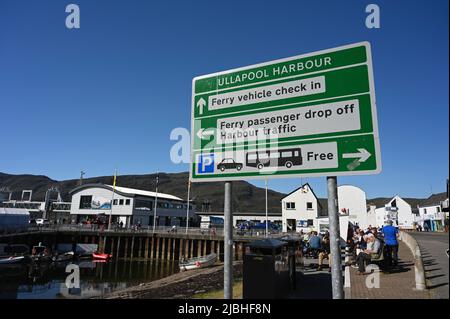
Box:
[224,181,233,299]
[185,180,191,234]
[152,173,159,234]
[265,179,268,238]
[327,176,344,299]
[108,169,117,230]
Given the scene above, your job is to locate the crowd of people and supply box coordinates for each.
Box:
[347,220,399,275]
[294,230,331,271]
[293,220,400,275]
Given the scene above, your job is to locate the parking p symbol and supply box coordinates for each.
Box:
[198,154,215,174]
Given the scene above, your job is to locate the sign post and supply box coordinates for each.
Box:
[190,42,381,299]
[224,182,233,299]
[327,176,344,299]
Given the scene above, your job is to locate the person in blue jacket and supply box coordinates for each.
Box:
[382,220,399,267]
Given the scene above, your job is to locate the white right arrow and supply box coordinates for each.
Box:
[342,148,371,162]
[196,98,206,115]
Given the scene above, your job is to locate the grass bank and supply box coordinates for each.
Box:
[193,279,243,299]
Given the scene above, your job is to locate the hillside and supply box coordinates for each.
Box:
[0,172,446,214]
[0,172,286,214]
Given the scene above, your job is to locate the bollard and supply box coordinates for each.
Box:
[414,245,426,290]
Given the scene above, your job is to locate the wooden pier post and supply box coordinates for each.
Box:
[130,236,135,260]
[179,238,184,260]
[197,240,202,257]
[155,237,161,260]
[161,237,166,260]
[144,237,150,259]
[172,238,176,261]
[211,241,216,256]
[110,237,115,256]
[203,240,207,256]
[189,239,193,258]
[138,237,143,259]
[124,237,129,260]
[150,237,155,260]
[167,238,172,261]
[217,241,221,262]
[116,236,121,259]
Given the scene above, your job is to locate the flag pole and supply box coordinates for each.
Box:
[185,179,191,234]
[152,172,159,234]
[108,169,117,230]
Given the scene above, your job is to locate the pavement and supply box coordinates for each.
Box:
[410,231,449,299]
[289,257,332,299]
[347,240,429,299]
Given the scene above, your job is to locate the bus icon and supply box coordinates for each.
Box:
[246,147,302,170]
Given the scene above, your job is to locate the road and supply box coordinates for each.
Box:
[410,232,449,299]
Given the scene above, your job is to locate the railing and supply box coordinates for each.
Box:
[7,224,283,239]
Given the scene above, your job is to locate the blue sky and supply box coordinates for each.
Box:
[0,0,448,199]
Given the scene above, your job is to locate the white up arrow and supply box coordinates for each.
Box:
[196,98,206,115]
[342,148,371,162]
[196,128,215,140]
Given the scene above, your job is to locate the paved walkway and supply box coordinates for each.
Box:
[347,241,430,299]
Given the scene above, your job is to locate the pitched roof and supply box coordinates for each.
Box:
[418,192,448,207]
[281,183,322,209]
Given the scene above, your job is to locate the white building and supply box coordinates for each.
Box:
[370,196,417,229]
[338,185,368,229]
[281,183,367,235]
[281,183,326,233]
[367,205,385,228]
[69,184,195,227]
[416,193,448,231]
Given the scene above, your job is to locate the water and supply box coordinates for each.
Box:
[0,259,179,299]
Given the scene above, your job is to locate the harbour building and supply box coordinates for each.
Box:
[69,184,196,227]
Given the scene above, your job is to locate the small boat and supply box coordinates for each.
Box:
[92,252,112,260]
[179,253,217,271]
[0,256,26,265]
[51,251,75,262]
[31,243,51,263]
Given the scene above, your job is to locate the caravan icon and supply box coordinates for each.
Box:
[246,147,302,170]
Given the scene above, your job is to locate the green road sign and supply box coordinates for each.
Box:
[190,42,381,182]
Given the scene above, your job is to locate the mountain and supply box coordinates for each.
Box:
[0,172,286,214]
[0,172,446,214]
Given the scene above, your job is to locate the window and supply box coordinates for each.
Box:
[307,219,314,226]
[306,202,313,210]
[423,208,427,214]
[125,199,130,205]
[113,199,118,205]
[269,152,280,159]
[286,202,295,209]
[119,199,124,205]
[79,196,92,209]
[281,151,292,158]
[437,206,441,212]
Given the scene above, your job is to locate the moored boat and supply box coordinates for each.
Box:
[31,243,51,263]
[0,255,26,265]
[179,253,217,271]
[92,252,112,260]
[51,251,75,262]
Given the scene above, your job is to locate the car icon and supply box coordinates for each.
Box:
[217,158,243,172]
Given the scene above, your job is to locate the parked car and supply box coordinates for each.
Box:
[35,219,50,226]
[217,158,243,172]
